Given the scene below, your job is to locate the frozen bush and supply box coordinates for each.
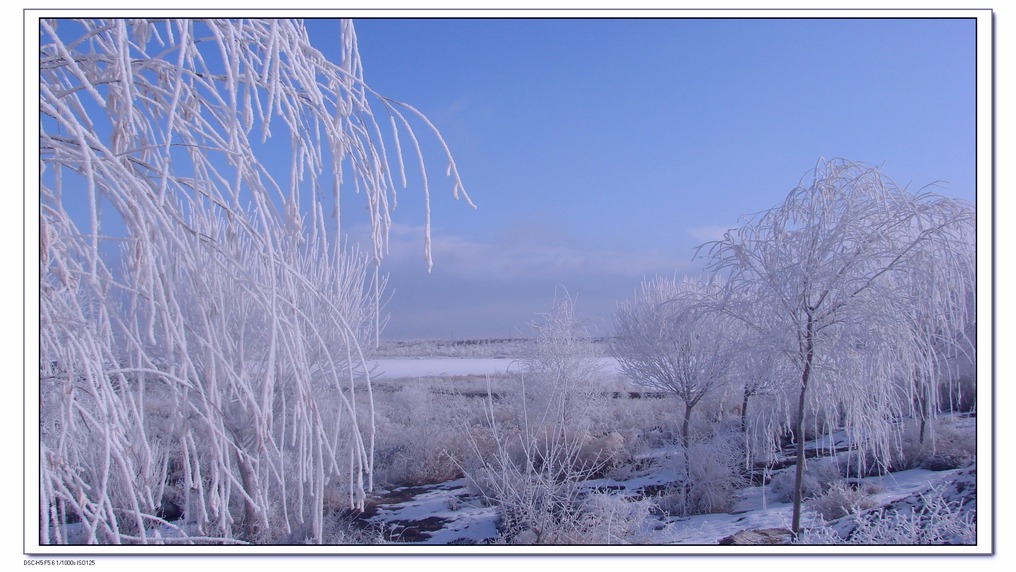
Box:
[806,482,880,521]
[320,513,386,545]
[925,417,977,460]
[658,430,748,516]
[576,431,629,474]
[574,493,658,545]
[686,433,749,514]
[466,425,590,544]
[464,295,630,482]
[488,474,658,545]
[799,479,976,545]
[460,381,627,543]
[769,457,843,504]
[847,492,975,544]
[372,384,473,487]
[512,293,614,438]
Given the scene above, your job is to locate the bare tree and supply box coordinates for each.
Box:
[518,292,607,436]
[702,158,975,536]
[610,277,736,496]
[39,18,470,544]
[461,295,634,544]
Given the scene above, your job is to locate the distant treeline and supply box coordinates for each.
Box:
[374,337,613,359]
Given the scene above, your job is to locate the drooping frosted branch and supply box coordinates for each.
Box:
[39,18,469,544]
[700,158,975,533]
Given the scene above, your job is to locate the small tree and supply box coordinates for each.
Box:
[461,295,628,544]
[517,292,606,437]
[702,158,975,535]
[610,277,736,500]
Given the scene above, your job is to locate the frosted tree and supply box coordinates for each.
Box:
[701,158,975,536]
[610,277,736,494]
[39,18,470,544]
[517,292,606,436]
[461,295,633,544]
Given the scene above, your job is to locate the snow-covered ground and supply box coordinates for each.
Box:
[357,454,975,547]
[652,465,972,545]
[369,357,519,379]
[369,357,622,379]
[46,350,978,550]
[351,351,980,549]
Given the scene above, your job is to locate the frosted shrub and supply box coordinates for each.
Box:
[806,483,879,521]
[320,513,386,545]
[461,378,626,543]
[659,430,747,516]
[799,480,976,545]
[575,493,658,545]
[514,294,612,438]
[769,457,842,504]
[687,433,748,514]
[473,295,631,483]
[576,431,629,474]
[480,460,657,545]
[846,490,975,544]
[615,396,682,451]
[463,419,591,544]
[372,384,472,487]
[921,417,977,465]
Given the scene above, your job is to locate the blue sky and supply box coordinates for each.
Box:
[38,16,979,340]
[301,17,978,340]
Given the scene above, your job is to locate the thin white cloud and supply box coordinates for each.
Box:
[378,223,696,283]
[687,225,733,243]
[345,222,708,338]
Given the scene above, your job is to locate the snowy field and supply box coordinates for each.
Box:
[347,350,979,549]
[360,461,975,547]
[40,339,980,550]
[369,356,623,379]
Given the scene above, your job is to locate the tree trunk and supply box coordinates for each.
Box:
[917,380,930,444]
[680,400,694,515]
[791,383,808,536]
[681,402,693,450]
[741,386,751,435]
[791,313,815,537]
[236,451,267,543]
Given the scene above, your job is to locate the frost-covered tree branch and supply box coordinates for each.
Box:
[39,18,469,544]
[702,158,975,536]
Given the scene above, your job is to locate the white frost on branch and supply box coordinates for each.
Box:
[39,18,469,544]
[701,158,975,535]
